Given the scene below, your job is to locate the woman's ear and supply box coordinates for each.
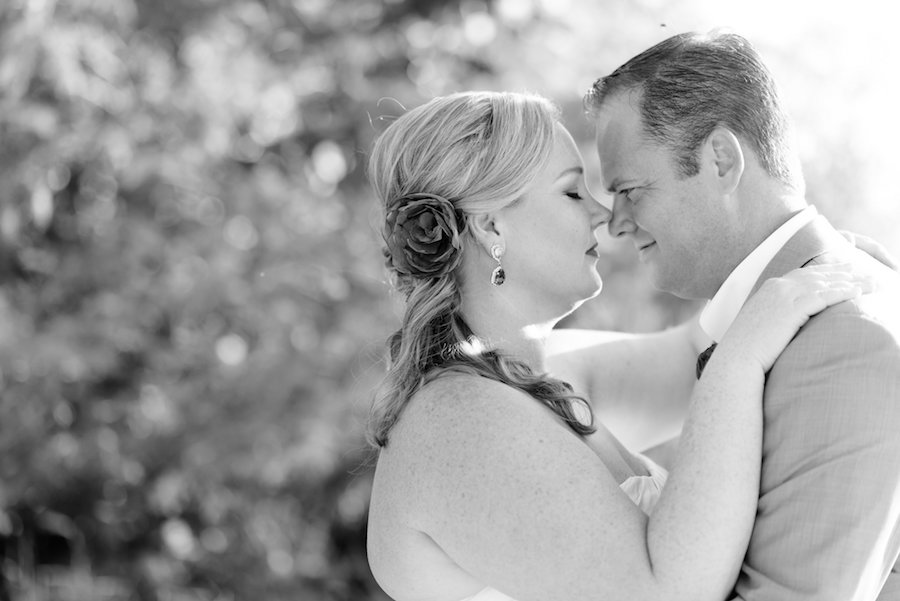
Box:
[467,211,503,255]
[704,127,744,194]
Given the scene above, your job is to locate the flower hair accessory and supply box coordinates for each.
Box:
[383,192,466,279]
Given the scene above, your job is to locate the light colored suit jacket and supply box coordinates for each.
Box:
[733,216,900,600]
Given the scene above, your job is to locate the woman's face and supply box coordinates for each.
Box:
[496,123,611,314]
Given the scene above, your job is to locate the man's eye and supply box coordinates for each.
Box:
[565,192,583,200]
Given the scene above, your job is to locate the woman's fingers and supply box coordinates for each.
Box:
[840,230,899,270]
[723,263,873,373]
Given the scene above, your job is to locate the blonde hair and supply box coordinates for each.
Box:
[367,91,595,447]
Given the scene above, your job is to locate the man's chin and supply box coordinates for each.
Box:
[649,272,709,301]
[647,269,693,300]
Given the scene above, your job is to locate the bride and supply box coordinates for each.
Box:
[363,90,871,601]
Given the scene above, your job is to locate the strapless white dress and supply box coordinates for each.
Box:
[458,455,668,601]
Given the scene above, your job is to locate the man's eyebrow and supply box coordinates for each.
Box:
[555,166,583,181]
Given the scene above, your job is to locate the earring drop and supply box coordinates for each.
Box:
[490,244,505,286]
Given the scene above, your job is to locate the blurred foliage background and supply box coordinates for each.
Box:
[0,0,896,599]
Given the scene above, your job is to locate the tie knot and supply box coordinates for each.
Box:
[696,342,718,379]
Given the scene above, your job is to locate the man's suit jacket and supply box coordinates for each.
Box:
[733,216,900,600]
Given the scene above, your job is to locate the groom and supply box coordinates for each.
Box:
[585,32,900,599]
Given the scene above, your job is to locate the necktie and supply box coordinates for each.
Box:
[696,342,718,379]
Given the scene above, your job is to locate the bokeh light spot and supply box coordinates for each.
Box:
[224,215,259,250]
[216,333,248,366]
[311,140,347,185]
[162,518,196,559]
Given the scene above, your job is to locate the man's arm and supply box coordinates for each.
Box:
[545,316,703,453]
[734,307,900,600]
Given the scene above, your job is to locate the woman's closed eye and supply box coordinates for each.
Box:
[565,191,583,200]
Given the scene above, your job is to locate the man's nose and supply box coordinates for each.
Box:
[608,195,635,238]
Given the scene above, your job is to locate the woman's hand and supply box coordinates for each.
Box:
[719,263,874,373]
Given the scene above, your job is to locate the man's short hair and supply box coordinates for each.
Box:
[584,31,799,187]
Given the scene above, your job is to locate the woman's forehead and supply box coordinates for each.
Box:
[546,123,585,174]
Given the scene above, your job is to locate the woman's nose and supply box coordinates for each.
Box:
[585,192,611,230]
[591,202,612,231]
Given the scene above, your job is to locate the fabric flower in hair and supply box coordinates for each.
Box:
[383,193,466,278]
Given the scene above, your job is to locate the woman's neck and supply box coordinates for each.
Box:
[460,300,559,373]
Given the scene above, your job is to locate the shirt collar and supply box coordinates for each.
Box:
[699,205,818,342]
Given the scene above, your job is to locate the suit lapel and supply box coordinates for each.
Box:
[749,215,851,296]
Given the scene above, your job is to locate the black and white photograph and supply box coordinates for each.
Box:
[1,0,898,599]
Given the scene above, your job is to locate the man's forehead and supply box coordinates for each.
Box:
[594,94,642,141]
[595,123,637,185]
[593,95,650,178]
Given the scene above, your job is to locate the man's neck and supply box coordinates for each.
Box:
[700,205,818,342]
[713,189,808,294]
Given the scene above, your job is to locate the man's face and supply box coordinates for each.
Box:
[593,93,732,300]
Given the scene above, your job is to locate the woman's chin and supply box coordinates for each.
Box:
[567,280,603,313]
[586,274,604,298]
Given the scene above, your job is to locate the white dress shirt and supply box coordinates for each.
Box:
[699,205,819,342]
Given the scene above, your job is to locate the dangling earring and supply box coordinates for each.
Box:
[490,244,506,286]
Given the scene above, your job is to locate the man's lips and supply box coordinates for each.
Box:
[637,242,656,259]
[586,243,599,257]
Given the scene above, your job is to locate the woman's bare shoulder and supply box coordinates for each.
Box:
[380,370,600,503]
[372,372,541,522]
[392,371,544,446]
[370,370,646,598]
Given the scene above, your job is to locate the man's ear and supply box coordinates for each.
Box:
[704,127,744,194]
[467,211,503,255]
